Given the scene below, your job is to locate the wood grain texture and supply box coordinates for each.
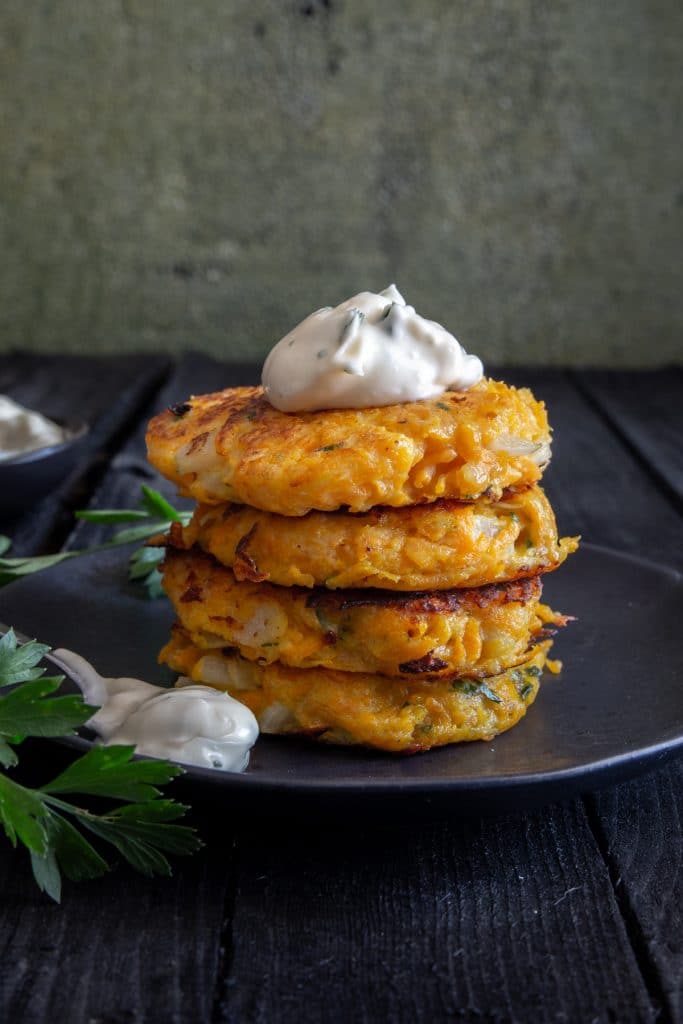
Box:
[507,368,683,1021]
[219,806,655,1024]
[577,372,683,1023]
[588,765,683,1024]
[0,353,170,556]
[0,832,233,1023]
[574,369,683,506]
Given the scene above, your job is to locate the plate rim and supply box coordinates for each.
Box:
[53,729,683,797]
[5,540,683,803]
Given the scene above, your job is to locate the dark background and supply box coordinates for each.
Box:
[1,0,681,365]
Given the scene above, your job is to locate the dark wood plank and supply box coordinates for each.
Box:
[504,369,683,1021]
[574,369,683,506]
[0,827,232,1023]
[219,806,655,1024]
[588,763,683,1024]
[0,353,171,556]
[568,370,683,1023]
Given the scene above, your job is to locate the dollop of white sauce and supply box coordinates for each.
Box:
[50,649,259,773]
[262,284,483,412]
[0,395,65,462]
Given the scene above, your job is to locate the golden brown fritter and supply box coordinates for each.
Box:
[161,625,554,752]
[161,546,566,680]
[175,486,578,591]
[146,380,551,515]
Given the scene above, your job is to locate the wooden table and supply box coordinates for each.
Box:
[0,355,681,1024]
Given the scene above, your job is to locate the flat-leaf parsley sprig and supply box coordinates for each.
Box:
[0,628,202,901]
[0,485,191,598]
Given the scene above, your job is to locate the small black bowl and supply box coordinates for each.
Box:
[0,420,90,522]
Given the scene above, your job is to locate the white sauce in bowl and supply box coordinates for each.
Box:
[262,284,483,412]
[0,395,65,462]
[51,649,259,773]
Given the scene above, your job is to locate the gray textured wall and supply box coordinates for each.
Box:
[0,1,681,366]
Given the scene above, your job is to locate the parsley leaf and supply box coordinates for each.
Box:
[0,627,201,901]
[139,485,184,522]
[128,546,165,599]
[0,486,190,599]
[41,745,183,803]
[0,773,50,855]
[0,676,95,737]
[0,737,18,769]
[0,550,83,587]
[0,629,50,686]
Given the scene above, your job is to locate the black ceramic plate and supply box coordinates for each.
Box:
[0,543,680,817]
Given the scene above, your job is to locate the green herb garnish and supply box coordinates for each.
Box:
[525,665,542,678]
[316,443,344,452]
[338,307,365,345]
[478,683,502,704]
[0,486,191,598]
[128,546,166,599]
[453,678,502,703]
[0,629,201,901]
[435,402,451,412]
[519,682,534,700]
[454,679,480,696]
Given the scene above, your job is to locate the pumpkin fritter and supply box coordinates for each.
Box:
[146,380,551,515]
[176,485,578,591]
[161,624,553,752]
[161,546,566,680]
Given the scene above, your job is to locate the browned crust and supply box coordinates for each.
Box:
[163,544,543,615]
[146,381,551,515]
[233,523,268,583]
[398,653,450,674]
[306,574,541,614]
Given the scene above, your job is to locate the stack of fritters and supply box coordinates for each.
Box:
[146,381,577,752]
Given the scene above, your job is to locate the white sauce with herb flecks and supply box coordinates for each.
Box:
[0,395,65,462]
[262,284,483,412]
[51,649,259,773]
